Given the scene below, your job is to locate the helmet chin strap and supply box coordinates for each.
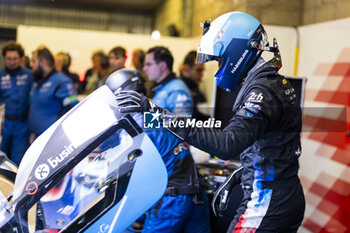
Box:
[250,38,282,70]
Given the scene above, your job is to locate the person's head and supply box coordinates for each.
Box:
[31,48,55,83]
[92,50,110,71]
[20,55,31,69]
[182,50,205,84]
[196,11,269,93]
[132,48,145,70]
[105,69,146,95]
[55,52,70,73]
[144,46,173,83]
[2,41,24,72]
[108,46,127,72]
[36,44,47,50]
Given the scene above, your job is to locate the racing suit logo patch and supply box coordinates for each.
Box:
[247,92,263,103]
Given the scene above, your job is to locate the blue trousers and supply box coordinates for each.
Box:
[142,192,211,233]
[1,119,29,166]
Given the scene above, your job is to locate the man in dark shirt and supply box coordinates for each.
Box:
[180,50,209,121]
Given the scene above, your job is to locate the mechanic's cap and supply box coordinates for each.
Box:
[105,68,146,94]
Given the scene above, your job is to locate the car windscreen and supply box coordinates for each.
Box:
[18,127,137,232]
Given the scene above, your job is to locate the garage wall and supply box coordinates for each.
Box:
[17,24,296,107]
[0,3,152,34]
[297,17,350,233]
[17,25,196,78]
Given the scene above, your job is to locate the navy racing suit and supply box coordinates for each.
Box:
[169,61,305,232]
[0,67,33,165]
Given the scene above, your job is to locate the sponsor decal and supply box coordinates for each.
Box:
[237,109,255,117]
[247,29,253,37]
[284,87,295,96]
[98,223,110,233]
[247,92,263,103]
[284,87,297,101]
[244,102,261,110]
[40,82,52,93]
[1,74,10,81]
[231,49,249,74]
[173,142,189,155]
[43,82,52,88]
[217,20,232,39]
[176,94,188,102]
[1,75,11,87]
[30,144,76,194]
[35,164,50,180]
[16,80,27,86]
[47,144,76,169]
[17,74,28,80]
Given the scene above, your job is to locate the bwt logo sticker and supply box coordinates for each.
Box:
[143,110,162,128]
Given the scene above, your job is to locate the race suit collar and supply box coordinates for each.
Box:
[5,66,21,76]
[150,72,176,93]
[246,57,266,81]
[37,68,57,85]
[46,68,57,79]
[181,75,198,90]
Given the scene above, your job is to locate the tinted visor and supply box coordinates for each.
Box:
[196,53,219,64]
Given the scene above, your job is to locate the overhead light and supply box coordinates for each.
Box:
[151,30,161,40]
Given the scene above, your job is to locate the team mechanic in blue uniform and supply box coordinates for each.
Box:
[143,47,210,232]
[29,48,78,138]
[110,58,211,231]
[0,41,33,165]
[115,12,305,233]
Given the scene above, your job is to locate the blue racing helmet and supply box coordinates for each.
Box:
[196,11,269,93]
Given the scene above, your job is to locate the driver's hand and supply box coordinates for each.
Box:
[115,90,157,114]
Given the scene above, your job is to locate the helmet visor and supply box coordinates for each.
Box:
[196,53,219,64]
